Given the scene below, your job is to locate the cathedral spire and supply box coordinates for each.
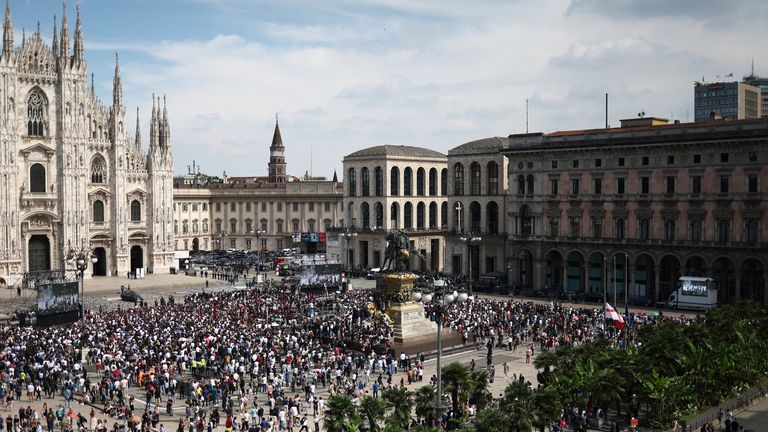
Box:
[90,73,94,95]
[161,95,170,148]
[60,1,69,63]
[135,107,141,150]
[73,4,84,66]
[2,0,13,59]
[113,50,123,106]
[51,16,58,58]
[150,94,158,148]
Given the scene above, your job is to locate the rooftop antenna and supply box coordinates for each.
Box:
[605,93,608,128]
[752,58,755,76]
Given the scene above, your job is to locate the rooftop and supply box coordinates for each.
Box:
[345,145,446,160]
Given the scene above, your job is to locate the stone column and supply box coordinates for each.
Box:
[582,262,589,294]
[734,271,742,301]
[562,263,568,293]
[533,259,544,292]
[654,264,662,303]
[629,264,636,300]
[763,273,768,306]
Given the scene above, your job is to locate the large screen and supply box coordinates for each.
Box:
[300,264,342,286]
[681,279,708,297]
[37,281,81,316]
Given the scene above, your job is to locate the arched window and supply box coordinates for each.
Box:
[593,216,603,239]
[93,200,105,223]
[487,201,499,234]
[689,219,702,241]
[374,167,383,196]
[429,202,437,228]
[91,155,107,184]
[361,202,370,229]
[27,91,46,136]
[183,220,189,234]
[470,201,481,232]
[374,202,383,228]
[517,175,525,195]
[416,202,425,229]
[527,174,534,195]
[390,167,400,196]
[416,168,426,196]
[441,202,448,228]
[745,219,759,242]
[404,168,413,196]
[404,202,413,229]
[390,202,399,229]
[487,162,499,195]
[615,218,626,240]
[130,200,141,222]
[361,168,370,196]
[520,205,532,236]
[348,168,357,197]
[441,169,448,196]
[453,163,464,196]
[30,163,46,193]
[717,219,730,242]
[470,162,481,195]
[663,219,675,241]
[639,219,651,240]
[428,168,437,196]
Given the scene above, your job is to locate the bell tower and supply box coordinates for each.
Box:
[267,115,286,183]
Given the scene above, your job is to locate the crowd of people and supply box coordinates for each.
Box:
[0,272,713,432]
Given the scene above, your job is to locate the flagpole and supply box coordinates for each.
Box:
[613,256,617,306]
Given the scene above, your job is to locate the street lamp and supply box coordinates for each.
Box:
[413,278,469,415]
[339,228,358,271]
[460,233,482,295]
[64,246,98,363]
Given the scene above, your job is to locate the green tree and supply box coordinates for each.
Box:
[381,387,413,430]
[441,362,472,423]
[325,395,363,432]
[468,370,493,411]
[414,385,439,427]
[359,396,387,432]
[474,408,511,432]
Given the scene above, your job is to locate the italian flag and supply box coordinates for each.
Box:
[604,302,625,330]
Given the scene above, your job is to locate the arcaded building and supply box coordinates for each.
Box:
[342,145,448,271]
[500,117,768,305]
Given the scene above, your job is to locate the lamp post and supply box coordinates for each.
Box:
[460,233,482,295]
[340,228,358,272]
[413,278,469,415]
[64,246,98,363]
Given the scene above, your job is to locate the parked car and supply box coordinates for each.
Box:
[366,268,381,279]
[120,288,143,303]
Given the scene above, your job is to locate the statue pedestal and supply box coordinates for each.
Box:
[387,302,437,343]
[378,272,437,343]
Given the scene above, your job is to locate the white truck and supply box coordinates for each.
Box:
[665,276,717,310]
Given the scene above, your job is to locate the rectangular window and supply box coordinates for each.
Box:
[324,202,330,212]
[246,221,253,232]
[616,178,626,195]
[665,176,675,194]
[246,202,251,211]
[293,222,299,232]
[593,178,602,195]
[641,177,650,194]
[719,176,729,194]
[261,222,267,232]
[309,203,315,212]
[642,156,649,166]
[667,155,675,165]
[593,217,603,239]
[549,219,559,238]
[277,221,283,233]
[292,203,299,212]
[277,202,282,211]
[550,179,559,195]
[691,176,702,194]
[720,153,729,163]
[230,239,236,249]
[693,154,701,164]
[571,178,580,195]
[230,202,236,211]
[261,202,267,212]
[618,157,625,167]
[569,218,581,238]
[551,160,558,169]
[245,239,251,250]
[747,174,759,193]
[202,203,207,211]
[594,158,602,168]
[572,159,580,168]
[216,203,221,212]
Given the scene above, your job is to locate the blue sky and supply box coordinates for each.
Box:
[9,0,768,177]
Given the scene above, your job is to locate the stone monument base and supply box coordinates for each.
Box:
[377,272,437,343]
[386,302,438,343]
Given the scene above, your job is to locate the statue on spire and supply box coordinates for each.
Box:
[2,0,13,59]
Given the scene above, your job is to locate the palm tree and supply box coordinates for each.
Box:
[441,362,472,425]
[499,381,561,432]
[359,396,387,432]
[474,409,511,432]
[325,395,363,432]
[381,387,413,429]
[414,386,438,427]
[468,370,493,411]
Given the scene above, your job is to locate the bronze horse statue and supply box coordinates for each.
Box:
[381,231,424,272]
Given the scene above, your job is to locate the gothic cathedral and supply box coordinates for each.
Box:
[0,2,174,278]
